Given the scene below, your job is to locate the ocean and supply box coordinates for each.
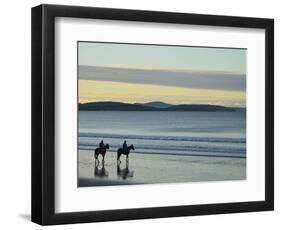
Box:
[78,111,246,158]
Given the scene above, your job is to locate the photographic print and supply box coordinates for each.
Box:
[78,42,246,187]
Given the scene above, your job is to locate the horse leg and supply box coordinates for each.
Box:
[94,152,98,165]
[96,153,100,164]
[126,152,129,163]
[126,158,129,167]
[117,152,121,163]
[95,154,99,166]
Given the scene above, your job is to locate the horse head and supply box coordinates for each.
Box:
[130,145,135,150]
[105,144,109,149]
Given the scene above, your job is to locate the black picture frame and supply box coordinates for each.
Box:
[31,4,274,225]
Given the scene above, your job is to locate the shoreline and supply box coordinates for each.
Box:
[78,148,246,159]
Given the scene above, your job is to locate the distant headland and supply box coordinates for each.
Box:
[78,101,245,112]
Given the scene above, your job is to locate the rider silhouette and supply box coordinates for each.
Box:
[99,140,105,149]
[123,140,127,152]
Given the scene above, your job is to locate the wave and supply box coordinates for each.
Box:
[79,146,245,158]
[79,143,245,155]
[78,132,246,158]
[79,132,246,144]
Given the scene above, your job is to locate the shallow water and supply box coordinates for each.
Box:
[78,111,246,158]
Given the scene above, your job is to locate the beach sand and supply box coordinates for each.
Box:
[78,150,246,187]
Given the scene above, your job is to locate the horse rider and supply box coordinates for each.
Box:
[99,140,105,149]
[123,140,128,153]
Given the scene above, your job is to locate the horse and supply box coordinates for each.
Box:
[117,144,135,162]
[94,144,109,162]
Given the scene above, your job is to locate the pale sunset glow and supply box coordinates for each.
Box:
[79,80,245,106]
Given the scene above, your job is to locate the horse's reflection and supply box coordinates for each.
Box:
[94,161,108,178]
[117,161,134,179]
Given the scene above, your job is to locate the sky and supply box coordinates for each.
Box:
[78,42,246,107]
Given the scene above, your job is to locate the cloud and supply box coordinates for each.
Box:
[79,65,246,91]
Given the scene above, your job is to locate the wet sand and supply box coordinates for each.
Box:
[78,150,246,187]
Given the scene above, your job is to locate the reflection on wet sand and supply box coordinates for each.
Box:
[117,161,134,179]
[94,160,108,178]
[93,158,135,181]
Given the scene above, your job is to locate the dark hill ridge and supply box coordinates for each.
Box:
[79,101,154,111]
[79,101,238,112]
[135,101,172,109]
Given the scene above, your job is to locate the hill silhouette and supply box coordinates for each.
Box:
[135,101,172,109]
[78,101,238,112]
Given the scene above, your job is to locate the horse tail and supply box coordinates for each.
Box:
[117,148,122,160]
[94,148,99,159]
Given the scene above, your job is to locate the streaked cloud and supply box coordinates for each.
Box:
[79,65,246,91]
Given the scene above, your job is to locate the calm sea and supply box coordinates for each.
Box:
[78,111,246,158]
